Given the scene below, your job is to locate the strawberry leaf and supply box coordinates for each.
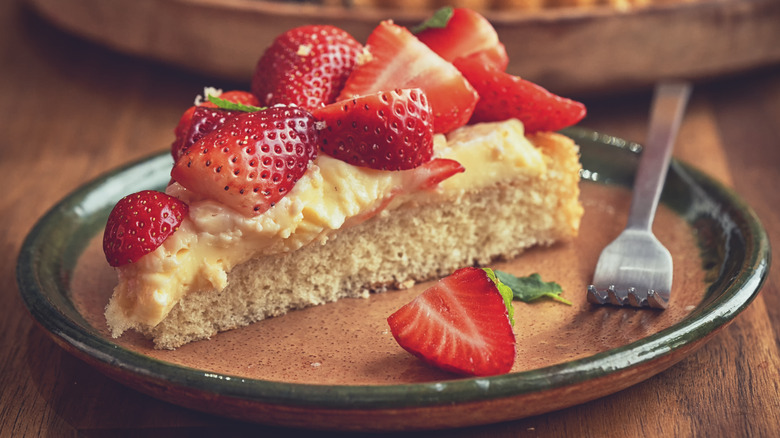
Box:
[495,271,572,305]
[483,268,515,325]
[208,94,265,112]
[412,6,453,34]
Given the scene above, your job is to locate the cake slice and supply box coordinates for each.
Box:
[102,10,586,349]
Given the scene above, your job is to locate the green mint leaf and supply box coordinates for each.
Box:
[483,268,515,326]
[412,7,454,34]
[495,271,572,306]
[207,94,265,112]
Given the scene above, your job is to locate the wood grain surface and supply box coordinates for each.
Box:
[1,0,779,436]
[26,0,780,96]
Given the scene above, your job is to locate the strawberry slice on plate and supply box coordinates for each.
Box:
[415,7,508,71]
[454,54,586,133]
[337,20,478,134]
[312,88,434,170]
[251,25,364,111]
[103,190,189,267]
[388,267,516,376]
[171,106,318,216]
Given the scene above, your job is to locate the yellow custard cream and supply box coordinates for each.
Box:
[105,119,546,336]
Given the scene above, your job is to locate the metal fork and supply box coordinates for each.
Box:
[587,81,692,309]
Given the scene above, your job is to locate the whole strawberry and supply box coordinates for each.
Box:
[172,90,260,160]
[103,190,189,267]
[388,267,516,376]
[171,106,318,216]
[312,88,434,170]
[251,25,363,110]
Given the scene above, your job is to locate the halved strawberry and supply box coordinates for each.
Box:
[171,106,318,216]
[337,20,478,134]
[415,7,508,71]
[312,88,434,170]
[103,190,189,267]
[172,90,260,160]
[402,157,464,190]
[251,25,364,110]
[173,107,243,161]
[387,267,516,376]
[454,54,586,133]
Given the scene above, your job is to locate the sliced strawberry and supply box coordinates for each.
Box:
[103,190,189,267]
[388,267,516,376]
[405,157,464,190]
[454,54,587,133]
[344,158,464,227]
[312,88,434,170]
[213,90,262,107]
[415,7,508,71]
[172,90,260,160]
[171,106,318,216]
[337,20,478,134]
[173,107,243,161]
[464,43,508,72]
[251,25,364,111]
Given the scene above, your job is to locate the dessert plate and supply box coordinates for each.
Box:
[17,129,770,431]
[27,0,780,95]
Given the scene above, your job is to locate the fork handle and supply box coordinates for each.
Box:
[627,81,692,231]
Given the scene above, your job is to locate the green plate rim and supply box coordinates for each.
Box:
[16,128,772,410]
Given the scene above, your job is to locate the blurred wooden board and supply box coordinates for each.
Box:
[27,0,780,95]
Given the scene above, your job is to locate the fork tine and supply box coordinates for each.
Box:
[587,285,606,304]
[626,288,643,307]
[606,286,623,306]
[647,290,669,309]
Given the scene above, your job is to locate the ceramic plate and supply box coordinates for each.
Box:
[17,129,770,431]
[27,0,780,95]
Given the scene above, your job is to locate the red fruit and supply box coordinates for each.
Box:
[407,158,465,189]
[171,107,318,216]
[312,88,434,170]
[251,25,363,110]
[172,90,260,159]
[454,55,587,133]
[211,90,262,107]
[463,43,509,72]
[103,190,189,267]
[337,20,478,134]
[345,158,464,226]
[387,267,516,376]
[173,107,242,161]
[416,8,508,71]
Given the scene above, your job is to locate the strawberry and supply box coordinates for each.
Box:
[402,157,464,190]
[173,107,242,161]
[415,7,508,71]
[103,190,189,267]
[337,20,478,134]
[172,90,260,160]
[387,267,516,376]
[171,106,318,216]
[312,88,434,170]
[454,54,587,133]
[251,25,364,110]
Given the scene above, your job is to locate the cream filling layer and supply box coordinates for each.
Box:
[106,119,546,334]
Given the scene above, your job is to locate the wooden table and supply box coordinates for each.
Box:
[2,0,779,436]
